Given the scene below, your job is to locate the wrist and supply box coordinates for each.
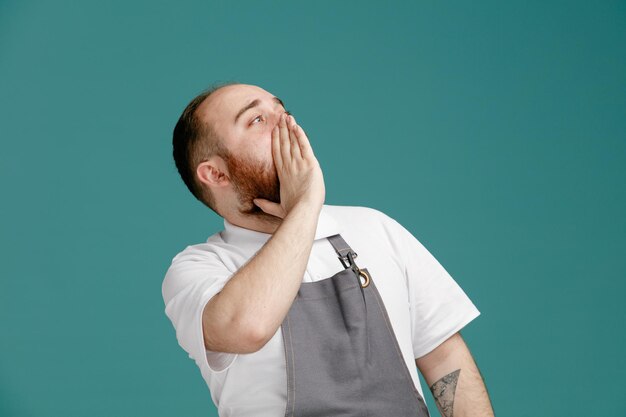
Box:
[291,198,323,215]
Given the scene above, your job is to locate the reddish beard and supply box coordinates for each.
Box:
[222,149,281,219]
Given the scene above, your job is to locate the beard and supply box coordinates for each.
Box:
[222,149,281,222]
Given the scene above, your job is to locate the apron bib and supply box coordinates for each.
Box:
[280,234,430,417]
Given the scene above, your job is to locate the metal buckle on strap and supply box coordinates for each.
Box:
[338,251,358,269]
[339,251,370,288]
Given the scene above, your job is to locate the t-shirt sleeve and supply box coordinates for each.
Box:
[382,214,481,359]
[161,245,238,373]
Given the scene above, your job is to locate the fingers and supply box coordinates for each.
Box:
[292,120,314,160]
[272,112,314,169]
[278,113,291,163]
[287,115,303,160]
[271,124,282,169]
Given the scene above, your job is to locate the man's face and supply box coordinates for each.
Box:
[197,84,290,217]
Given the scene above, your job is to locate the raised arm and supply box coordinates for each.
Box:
[202,113,325,354]
[415,332,495,417]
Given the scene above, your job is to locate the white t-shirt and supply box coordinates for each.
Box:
[162,204,480,417]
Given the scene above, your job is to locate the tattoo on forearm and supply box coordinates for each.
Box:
[430,369,460,417]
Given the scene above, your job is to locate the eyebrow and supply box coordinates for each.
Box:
[234,96,285,124]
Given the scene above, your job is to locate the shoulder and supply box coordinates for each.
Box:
[161,233,234,302]
[324,205,403,233]
[166,230,228,268]
[323,204,393,225]
[323,204,410,243]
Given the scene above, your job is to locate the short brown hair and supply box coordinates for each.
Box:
[172,81,239,213]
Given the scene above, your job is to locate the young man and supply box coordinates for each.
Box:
[162,82,495,417]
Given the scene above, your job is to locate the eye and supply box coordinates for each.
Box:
[250,109,292,126]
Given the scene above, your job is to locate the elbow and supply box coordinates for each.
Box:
[202,304,272,354]
[235,311,274,352]
[241,322,271,352]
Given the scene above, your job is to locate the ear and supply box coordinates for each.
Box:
[196,155,230,189]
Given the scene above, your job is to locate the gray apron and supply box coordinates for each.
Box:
[280,234,430,417]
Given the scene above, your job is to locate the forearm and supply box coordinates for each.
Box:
[202,202,321,352]
[416,333,495,417]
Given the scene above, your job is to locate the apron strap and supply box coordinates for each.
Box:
[327,234,370,348]
[327,234,358,269]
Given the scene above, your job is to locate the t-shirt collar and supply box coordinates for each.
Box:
[220,204,342,245]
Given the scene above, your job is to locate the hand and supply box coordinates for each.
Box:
[253,113,325,218]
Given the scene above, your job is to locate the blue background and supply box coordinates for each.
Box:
[1,1,625,415]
